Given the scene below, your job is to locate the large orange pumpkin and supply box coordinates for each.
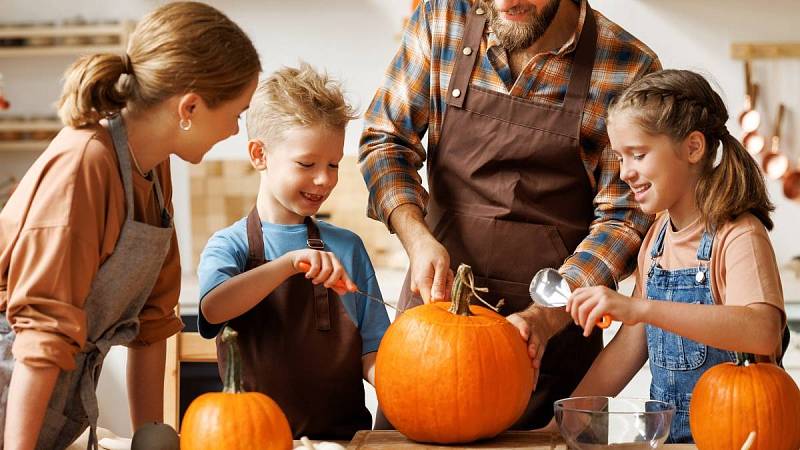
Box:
[180,327,293,450]
[376,264,534,444]
[689,352,800,450]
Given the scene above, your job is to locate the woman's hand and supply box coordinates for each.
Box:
[566,286,646,336]
[288,249,355,296]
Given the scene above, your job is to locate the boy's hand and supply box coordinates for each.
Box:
[289,249,356,296]
[566,286,645,336]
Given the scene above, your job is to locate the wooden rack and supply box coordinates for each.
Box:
[731,42,800,60]
[0,22,133,57]
[0,118,61,152]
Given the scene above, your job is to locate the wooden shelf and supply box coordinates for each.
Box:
[731,42,800,59]
[0,45,125,57]
[0,140,50,152]
[0,119,61,132]
[0,120,60,152]
[0,22,132,57]
[0,23,131,38]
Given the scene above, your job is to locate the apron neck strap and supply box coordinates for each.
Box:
[245,207,266,268]
[105,114,135,221]
[446,1,487,109]
[105,114,169,222]
[563,2,597,114]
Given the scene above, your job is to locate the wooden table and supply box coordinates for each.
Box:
[344,430,698,449]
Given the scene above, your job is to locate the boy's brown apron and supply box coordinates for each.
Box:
[0,113,175,450]
[394,1,603,428]
[216,208,370,440]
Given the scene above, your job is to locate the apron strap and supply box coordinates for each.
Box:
[562,2,597,115]
[245,207,266,269]
[305,217,332,331]
[446,1,487,109]
[105,114,135,222]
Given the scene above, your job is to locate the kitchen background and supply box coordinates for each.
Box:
[2,0,800,439]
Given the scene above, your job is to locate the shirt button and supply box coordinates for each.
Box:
[475,7,485,15]
[452,88,461,98]
[462,47,473,56]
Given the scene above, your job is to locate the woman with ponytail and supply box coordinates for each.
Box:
[0,3,260,449]
[559,70,786,443]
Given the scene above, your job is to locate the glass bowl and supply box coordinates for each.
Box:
[554,396,675,449]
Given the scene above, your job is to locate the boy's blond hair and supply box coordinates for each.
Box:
[246,62,358,143]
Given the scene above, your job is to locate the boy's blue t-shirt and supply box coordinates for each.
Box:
[197,217,390,354]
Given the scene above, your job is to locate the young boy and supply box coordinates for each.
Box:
[197,63,391,440]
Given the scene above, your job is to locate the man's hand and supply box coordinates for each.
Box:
[390,204,453,303]
[407,235,453,303]
[506,305,572,388]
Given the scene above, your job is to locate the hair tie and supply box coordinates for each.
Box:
[712,127,729,169]
[121,54,133,75]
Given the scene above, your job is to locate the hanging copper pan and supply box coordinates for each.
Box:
[742,84,766,156]
[762,104,789,180]
[738,62,761,133]
[783,161,800,200]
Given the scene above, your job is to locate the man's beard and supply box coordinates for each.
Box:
[486,0,561,52]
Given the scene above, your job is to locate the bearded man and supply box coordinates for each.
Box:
[360,0,660,427]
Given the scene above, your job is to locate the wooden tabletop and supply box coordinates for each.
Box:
[343,430,699,449]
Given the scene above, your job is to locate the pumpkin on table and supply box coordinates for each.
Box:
[375,264,535,444]
[689,352,800,450]
[180,327,293,450]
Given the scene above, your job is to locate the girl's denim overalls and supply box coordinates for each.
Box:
[645,220,736,443]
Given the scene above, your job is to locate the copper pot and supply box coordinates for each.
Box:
[761,104,789,180]
[741,84,766,156]
[783,164,800,200]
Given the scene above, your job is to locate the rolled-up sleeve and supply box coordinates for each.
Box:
[7,227,94,370]
[359,1,433,228]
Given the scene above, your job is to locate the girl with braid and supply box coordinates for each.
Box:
[562,70,787,443]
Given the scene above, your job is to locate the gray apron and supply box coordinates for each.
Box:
[0,114,174,450]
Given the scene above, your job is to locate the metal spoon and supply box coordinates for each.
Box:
[528,268,612,329]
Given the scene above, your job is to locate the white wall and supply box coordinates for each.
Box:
[3,0,800,439]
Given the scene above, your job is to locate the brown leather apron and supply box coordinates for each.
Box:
[394,1,603,429]
[216,208,371,440]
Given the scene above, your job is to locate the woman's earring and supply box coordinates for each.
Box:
[180,119,192,131]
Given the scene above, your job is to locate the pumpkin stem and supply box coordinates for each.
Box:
[221,326,243,393]
[448,264,475,316]
[735,352,757,367]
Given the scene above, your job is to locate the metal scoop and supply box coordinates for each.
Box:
[529,268,612,329]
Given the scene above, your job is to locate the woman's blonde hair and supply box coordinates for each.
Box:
[58,1,261,127]
[608,69,774,231]
[246,62,358,143]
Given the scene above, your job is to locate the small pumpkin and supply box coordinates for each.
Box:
[180,327,293,450]
[375,264,534,444]
[689,352,800,450]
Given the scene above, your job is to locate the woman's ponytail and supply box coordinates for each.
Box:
[57,53,132,128]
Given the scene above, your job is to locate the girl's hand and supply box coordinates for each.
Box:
[288,249,355,296]
[567,286,644,337]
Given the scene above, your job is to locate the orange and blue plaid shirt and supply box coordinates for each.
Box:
[359,0,661,288]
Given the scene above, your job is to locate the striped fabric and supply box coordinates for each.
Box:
[359,0,661,288]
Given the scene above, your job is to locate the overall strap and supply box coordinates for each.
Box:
[650,218,670,258]
[446,1,488,109]
[695,230,715,262]
[305,217,332,331]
